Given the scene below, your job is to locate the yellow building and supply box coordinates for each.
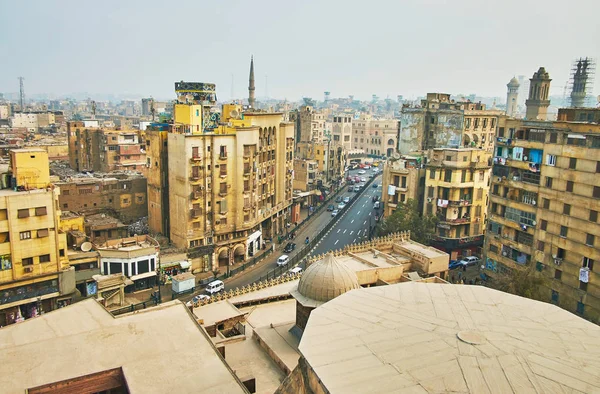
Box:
[148,82,294,272]
[424,148,492,259]
[381,155,424,218]
[0,149,74,326]
[145,124,170,236]
[485,112,600,322]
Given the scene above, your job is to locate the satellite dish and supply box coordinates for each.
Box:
[80,242,92,252]
[230,109,239,119]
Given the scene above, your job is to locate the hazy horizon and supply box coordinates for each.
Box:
[1,0,599,102]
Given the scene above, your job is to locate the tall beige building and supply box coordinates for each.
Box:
[424,148,492,259]
[525,67,551,121]
[331,114,352,151]
[148,82,294,272]
[296,106,326,143]
[381,156,424,218]
[485,109,600,322]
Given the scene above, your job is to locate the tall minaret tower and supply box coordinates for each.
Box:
[570,58,592,108]
[506,77,520,117]
[248,56,256,108]
[525,67,551,121]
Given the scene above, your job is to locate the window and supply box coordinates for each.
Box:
[545,154,556,166]
[39,254,51,263]
[579,281,588,291]
[498,127,505,137]
[594,186,600,198]
[563,204,571,215]
[583,257,594,271]
[427,186,434,198]
[59,249,65,257]
[37,229,49,238]
[490,244,499,253]
[446,155,452,161]
[586,233,595,246]
[22,257,33,266]
[551,290,559,304]
[597,161,600,173]
[444,169,452,182]
[560,226,568,237]
[554,270,562,280]
[20,231,31,240]
[545,177,553,188]
[537,241,545,251]
[576,301,585,315]
[477,188,483,200]
[543,198,550,209]
[540,220,548,231]
[569,157,577,169]
[566,181,574,192]
[549,132,558,143]
[192,146,199,158]
[429,170,435,179]
[590,210,598,222]
[17,209,29,218]
[219,145,227,158]
[62,190,70,195]
[220,163,227,176]
[567,136,586,146]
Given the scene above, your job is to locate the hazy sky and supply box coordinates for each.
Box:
[1,0,599,102]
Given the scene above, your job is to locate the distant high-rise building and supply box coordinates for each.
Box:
[324,91,330,103]
[525,67,552,121]
[506,77,520,117]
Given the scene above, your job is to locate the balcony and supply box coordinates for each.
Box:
[189,175,201,181]
[190,155,202,162]
[448,199,472,207]
[440,217,471,225]
[218,154,227,160]
[190,208,202,218]
[192,191,203,200]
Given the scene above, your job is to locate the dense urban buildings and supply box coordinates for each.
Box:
[351,115,398,156]
[380,155,424,217]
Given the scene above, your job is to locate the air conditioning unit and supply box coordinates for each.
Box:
[23,266,33,273]
[495,177,501,183]
[427,197,433,203]
[531,200,536,206]
[554,258,562,266]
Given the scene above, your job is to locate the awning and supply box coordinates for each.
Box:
[247,230,262,244]
[179,260,191,270]
[567,133,586,140]
[130,271,157,281]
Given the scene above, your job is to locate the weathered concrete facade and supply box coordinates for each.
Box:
[381,156,424,218]
[352,115,399,157]
[485,116,600,322]
[56,175,147,224]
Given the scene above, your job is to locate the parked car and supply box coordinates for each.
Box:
[448,260,462,270]
[327,204,335,211]
[346,176,353,181]
[277,255,290,266]
[338,203,346,209]
[283,243,296,253]
[372,183,378,188]
[360,177,366,182]
[348,186,354,192]
[331,209,339,217]
[459,256,480,267]
[193,294,210,303]
[206,280,224,294]
[343,196,350,203]
[358,170,366,175]
[288,266,303,276]
[336,196,343,203]
[364,165,371,169]
[368,173,375,178]
[374,201,380,209]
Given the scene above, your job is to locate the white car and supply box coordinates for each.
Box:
[331,209,339,216]
[288,266,303,276]
[343,196,350,203]
[459,256,480,267]
[364,165,371,169]
[192,294,210,303]
[360,177,366,182]
[277,255,290,266]
[338,203,346,209]
[357,170,366,175]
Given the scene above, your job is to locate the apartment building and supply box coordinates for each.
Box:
[381,155,425,218]
[398,93,501,154]
[485,114,600,322]
[294,105,326,143]
[0,149,74,326]
[147,82,294,272]
[55,174,147,223]
[331,114,353,151]
[424,148,492,259]
[145,123,169,236]
[67,121,146,174]
[352,115,399,157]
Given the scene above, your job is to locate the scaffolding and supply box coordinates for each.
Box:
[568,57,596,108]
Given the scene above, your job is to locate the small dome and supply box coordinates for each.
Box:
[507,76,520,87]
[295,253,360,304]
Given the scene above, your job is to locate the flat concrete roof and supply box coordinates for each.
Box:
[0,299,246,394]
[194,299,245,327]
[299,283,600,393]
[397,240,447,259]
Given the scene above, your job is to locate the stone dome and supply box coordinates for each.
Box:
[508,76,520,87]
[295,253,360,305]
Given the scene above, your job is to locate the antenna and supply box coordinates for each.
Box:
[18,77,25,111]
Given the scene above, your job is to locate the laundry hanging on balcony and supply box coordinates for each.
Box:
[437,199,448,208]
[579,267,590,283]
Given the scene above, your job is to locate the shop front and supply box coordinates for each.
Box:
[246,230,262,258]
[0,279,60,326]
[130,271,157,292]
[159,260,191,284]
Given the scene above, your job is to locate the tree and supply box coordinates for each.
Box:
[488,265,547,301]
[377,199,438,245]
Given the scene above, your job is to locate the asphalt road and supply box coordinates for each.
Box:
[310,172,383,257]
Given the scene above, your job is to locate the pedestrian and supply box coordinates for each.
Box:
[462,265,466,272]
[458,271,462,281]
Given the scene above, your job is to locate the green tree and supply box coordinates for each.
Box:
[377,198,438,244]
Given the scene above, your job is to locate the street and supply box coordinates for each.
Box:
[310,173,382,257]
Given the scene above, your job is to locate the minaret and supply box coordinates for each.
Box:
[248,56,256,108]
[506,76,520,117]
[525,67,551,121]
[570,58,590,108]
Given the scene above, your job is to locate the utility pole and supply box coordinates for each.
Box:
[18,77,25,111]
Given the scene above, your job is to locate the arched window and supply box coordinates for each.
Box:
[388,139,394,146]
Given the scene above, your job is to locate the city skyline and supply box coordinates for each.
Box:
[1,0,599,102]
